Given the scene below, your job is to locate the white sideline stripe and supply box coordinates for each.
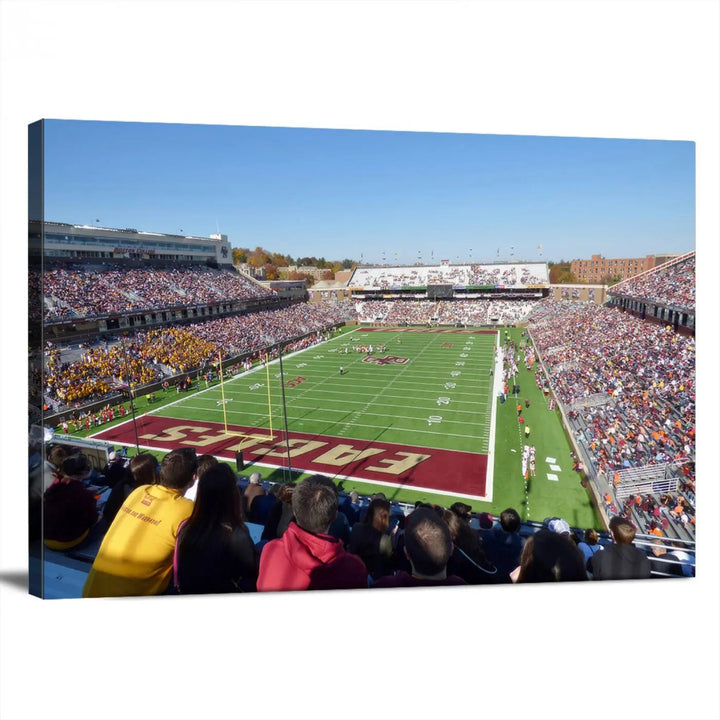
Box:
[484,329,502,503]
[549,464,562,471]
[547,473,559,482]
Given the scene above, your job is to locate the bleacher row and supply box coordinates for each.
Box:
[32,459,694,600]
[39,263,275,321]
[349,262,549,289]
[608,252,695,312]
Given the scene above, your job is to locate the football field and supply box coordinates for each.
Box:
[93,326,601,527]
[97,327,498,502]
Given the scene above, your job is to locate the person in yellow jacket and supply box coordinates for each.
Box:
[83,448,197,597]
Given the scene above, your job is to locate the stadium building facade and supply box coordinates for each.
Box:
[33,220,233,266]
[570,252,680,284]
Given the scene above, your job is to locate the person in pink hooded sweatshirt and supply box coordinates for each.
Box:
[257,474,368,592]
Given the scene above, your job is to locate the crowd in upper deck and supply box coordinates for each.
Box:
[608,253,695,312]
[41,264,275,320]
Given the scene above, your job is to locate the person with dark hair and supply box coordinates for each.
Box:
[480,507,524,582]
[443,509,499,584]
[184,453,219,501]
[101,450,131,489]
[261,483,296,540]
[372,507,467,588]
[590,516,651,580]
[43,454,100,550]
[83,447,197,597]
[102,452,159,528]
[174,463,259,593]
[43,444,69,491]
[509,528,588,583]
[257,474,367,592]
[348,498,397,580]
[577,528,604,578]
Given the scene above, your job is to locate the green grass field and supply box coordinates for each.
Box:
[87,325,601,529]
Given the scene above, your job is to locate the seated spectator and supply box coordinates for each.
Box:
[339,490,362,526]
[248,491,276,526]
[372,507,467,589]
[509,528,587,583]
[348,498,397,580]
[589,516,651,580]
[261,483,295,541]
[576,528,604,577]
[184,454,219,502]
[83,447,197,597]
[43,454,100,550]
[648,541,685,578]
[43,443,69,492]
[102,450,131,489]
[480,507,524,582]
[174,463,259,593]
[102,452,158,528]
[443,509,499,584]
[256,474,367,592]
[242,472,267,518]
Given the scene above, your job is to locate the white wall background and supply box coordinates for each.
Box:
[1,2,718,719]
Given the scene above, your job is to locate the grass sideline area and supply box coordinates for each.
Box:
[71,325,602,529]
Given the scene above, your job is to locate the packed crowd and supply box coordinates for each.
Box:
[355,299,539,325]
[34,441,691,599]
[41,264,275,320]
[44,303,350,407]
[350,263,548,289]
[527,300,695,532]
[608,253,695,312]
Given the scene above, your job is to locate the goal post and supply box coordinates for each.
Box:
[218,351,276,448]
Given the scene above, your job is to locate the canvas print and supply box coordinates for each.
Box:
[28,121,696,598]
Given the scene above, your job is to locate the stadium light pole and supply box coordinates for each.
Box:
[122,335,141,453]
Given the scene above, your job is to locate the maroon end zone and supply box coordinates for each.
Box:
[92,416,487,498]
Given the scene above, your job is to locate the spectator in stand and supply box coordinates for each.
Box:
[102,452,159,529]
[443,508,499,584]
[372,507,467,589]
[256,474,367,592]
[348,498,397,581]
[43,444,69,492]
[577,528,605,578]
[102,450,131,489]
[509,528,587,583]
[174,463,259,594]
[339,490,362,526]
[648,541,684,578]
[589,516,651,580]
[184,453,219,502]
[480,507,525,582]
[43,454,100,550]
[83,447,197,597]
[261,483,296,541]
[242,471,267,518]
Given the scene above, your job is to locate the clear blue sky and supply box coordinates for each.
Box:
[43,120,695,265]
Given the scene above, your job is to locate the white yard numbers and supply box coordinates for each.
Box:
[437,397,451,406]
[249,383,265,391]
[444,382,456,389]
[296,363,307,368]
[427,415,443,426]
[451,371,461,377]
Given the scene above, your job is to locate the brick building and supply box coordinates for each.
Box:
[570,253,680,284]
